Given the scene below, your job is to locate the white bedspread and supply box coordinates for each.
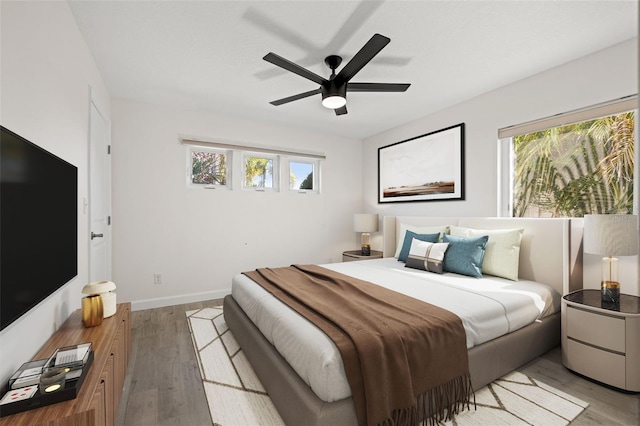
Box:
[231,258,560,403]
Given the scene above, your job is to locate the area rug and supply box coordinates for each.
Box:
[187,307,588,426]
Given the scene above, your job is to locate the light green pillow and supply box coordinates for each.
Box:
[450,226,524,281]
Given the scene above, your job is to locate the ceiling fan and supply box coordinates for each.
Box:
[263,33,410,116]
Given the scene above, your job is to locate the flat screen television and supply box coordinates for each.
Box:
[1,126,78,331]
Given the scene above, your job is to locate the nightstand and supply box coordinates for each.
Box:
[562,289,640,392]
[342,250,383,262]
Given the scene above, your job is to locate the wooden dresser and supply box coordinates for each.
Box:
[0,302,131,426]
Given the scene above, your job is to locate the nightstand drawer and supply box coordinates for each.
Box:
[567,306,625,353]
[566,339,626,389]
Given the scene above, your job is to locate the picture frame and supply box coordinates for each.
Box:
[378,123,465,203]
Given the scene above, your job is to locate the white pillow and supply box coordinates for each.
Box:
[449,226,524,281]
[394,223,449,258]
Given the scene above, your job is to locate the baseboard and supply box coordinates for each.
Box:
[130,289,230,311]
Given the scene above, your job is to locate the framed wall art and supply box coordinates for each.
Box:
[378,123,465,203]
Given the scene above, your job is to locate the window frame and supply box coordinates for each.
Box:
[181,138,325,195]
[497,138,514,217]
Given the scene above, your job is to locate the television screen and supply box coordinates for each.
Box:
[1,126,78,331]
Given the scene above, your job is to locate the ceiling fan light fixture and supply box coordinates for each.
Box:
[321,81,347,109]
[322,95,346,109]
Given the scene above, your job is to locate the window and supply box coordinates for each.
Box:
[243,153,278,191]
[182,138,324,194]
[289,159,318,192]
[499,98,636,217]
[189,147,229,188]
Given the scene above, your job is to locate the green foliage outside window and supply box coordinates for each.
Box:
[513,112,634,217]
[299,172,313,190]
[245,157,273,188]
[192,150,226,185]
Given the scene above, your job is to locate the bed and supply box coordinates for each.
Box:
[223,216,582,425]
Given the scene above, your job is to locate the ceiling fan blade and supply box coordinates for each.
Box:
[263,53,326,85]
[347,82,411,92]
[335,34,390,84]
[270,88,321,106]
[324,2,383,54]
[335,106,348,116]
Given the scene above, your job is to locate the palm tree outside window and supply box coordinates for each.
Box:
[499,97,636,218]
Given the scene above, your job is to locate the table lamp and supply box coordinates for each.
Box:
[583,214,639,303]
[354,213,379,256]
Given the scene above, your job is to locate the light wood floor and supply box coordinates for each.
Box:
[117,300,639,425]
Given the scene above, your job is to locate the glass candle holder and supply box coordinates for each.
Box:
[40,367,67,394]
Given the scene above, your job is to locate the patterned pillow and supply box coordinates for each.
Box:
[405,238,450,274]
[397,231,441,262]
[443,234,489,278]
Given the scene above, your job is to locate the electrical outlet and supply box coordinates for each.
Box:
[154,273,162,285]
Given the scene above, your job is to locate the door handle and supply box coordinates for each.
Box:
[91,232,104,240]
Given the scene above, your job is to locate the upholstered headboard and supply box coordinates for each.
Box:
[382,216,582,296]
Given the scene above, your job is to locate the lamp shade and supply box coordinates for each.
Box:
[354,214,379,233]
[82,280,116,295]
[583,214,639,256]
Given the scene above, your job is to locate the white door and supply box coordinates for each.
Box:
[89,100,112,283]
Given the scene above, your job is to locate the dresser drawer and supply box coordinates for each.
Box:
[567,306,625,353]
[566,339,626,389]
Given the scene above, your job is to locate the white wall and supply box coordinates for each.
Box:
[0,2,110,382]
[111,99,362,310]
[362,38,639,295]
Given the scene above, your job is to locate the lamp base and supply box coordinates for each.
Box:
[601,281,620,303]
[360,232,371,256]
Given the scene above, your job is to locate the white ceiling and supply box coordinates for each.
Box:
[68,1,638,140]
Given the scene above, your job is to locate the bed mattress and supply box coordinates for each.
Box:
[231,258,560,403]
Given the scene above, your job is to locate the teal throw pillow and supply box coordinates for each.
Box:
[397,231,440,262]
[443,234,489,278]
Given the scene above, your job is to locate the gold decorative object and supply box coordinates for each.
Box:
[82,294,104,327]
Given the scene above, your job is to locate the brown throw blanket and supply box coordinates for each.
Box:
[243,265,473,426]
